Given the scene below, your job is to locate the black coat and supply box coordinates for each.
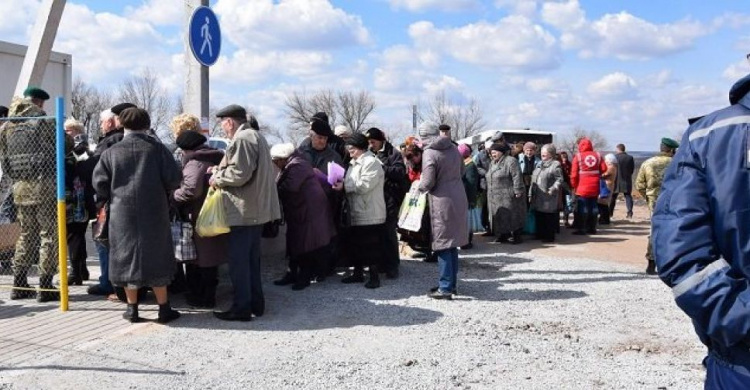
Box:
[614,152,635,193]
[373,142,408,222]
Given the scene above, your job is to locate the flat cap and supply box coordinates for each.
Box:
[23,86,50,100]
[270,143,295,159]
[418,121,439,139]
[119,107,151,130]
[111,102,137,116]
[660,137,679,149]
[365,127,386,142]
[215,104,247,119]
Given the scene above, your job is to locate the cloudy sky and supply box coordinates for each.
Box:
[4,0,749,150]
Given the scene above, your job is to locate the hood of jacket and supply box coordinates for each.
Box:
[424,136,454,151]
[183,145,224,166]
[578,137,593,153]
[729,73,750,106]
[9,97,45,118]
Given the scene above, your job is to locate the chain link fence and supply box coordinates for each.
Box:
[0,97,69,307]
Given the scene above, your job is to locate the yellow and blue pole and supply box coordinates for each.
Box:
[56,96,69,312]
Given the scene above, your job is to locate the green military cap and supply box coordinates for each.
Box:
[22,86,50,100]
[661,137,679,149]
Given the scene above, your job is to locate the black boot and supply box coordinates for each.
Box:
[67,259,83,286]
[572,213,586,235]
[292,263,312,291]
[342,268,365,284]
[508,230,523,245]
[586,214,598,235]
[10,271,35,300]
[123,303,142,323]
[157,302,181,324]
[274,258,298,286]
[646,260,657,275]
[37,274,60,303]
[365,266,381,289]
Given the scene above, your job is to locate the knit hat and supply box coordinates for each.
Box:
[176,131,207,151]
[457,143,471,158]
[365,127,386,142]
[118,108,150,130]
[345,132,368,150]
[418,121,439,139]
[334,125,352,137]
[490,143,509,153]
[311,112,329,124]
[310,120,333,137]
[270,143,295,159]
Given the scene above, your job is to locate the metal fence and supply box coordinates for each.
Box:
[0,96,69,310]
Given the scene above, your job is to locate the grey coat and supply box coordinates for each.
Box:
[529,160,564,213]
[487,154,526,234]
[93,132,182,286]
[419,137,468,251]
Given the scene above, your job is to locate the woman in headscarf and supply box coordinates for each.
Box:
[171,114,227,308]
[93,108,182,323]
[598,153,618,225]
[418,122,468,300]
[271,143,336,291]
[332,133,386,288]
[487,143,526,244]
[529,144,564,243]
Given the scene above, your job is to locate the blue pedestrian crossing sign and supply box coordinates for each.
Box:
[189,6,221,66]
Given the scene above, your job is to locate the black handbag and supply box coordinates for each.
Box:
[262,219,283,238]
[339,196,352,229]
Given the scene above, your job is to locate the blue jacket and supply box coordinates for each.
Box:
[653,73,750,368]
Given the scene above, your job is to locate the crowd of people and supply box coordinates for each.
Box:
[0,86,681,323]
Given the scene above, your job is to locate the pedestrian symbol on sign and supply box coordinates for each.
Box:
[189,6,221,67]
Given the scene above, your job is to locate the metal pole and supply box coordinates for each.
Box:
[185,0,210,134]
[56,96,69,312]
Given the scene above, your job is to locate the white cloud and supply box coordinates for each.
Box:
[542,0,710,60]
[408,17,561,70]
[0,0,41,44]
[125,0,182,26]
[587,72,638,99]
[389,0,480,12]
[723,60,750,81]
[423,75,464,95]
[494,0,538,18]
[214,0,369,50]
[212,50,333,85]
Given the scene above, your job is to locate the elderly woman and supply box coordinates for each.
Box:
[170,114,227,308]
[271,143,336,291]
[418,122,468,300]
[332,132,386,289]
[399,139,434,262]
[529,144,564,243]
[93,108,182,323]
[487,143,526,244]
[458,143,479,250]
[598,153,618,225]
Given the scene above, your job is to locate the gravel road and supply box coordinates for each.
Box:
[0,234,705,390]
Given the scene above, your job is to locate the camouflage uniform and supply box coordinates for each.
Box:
[635,153,673,261]
[0,97,63,295]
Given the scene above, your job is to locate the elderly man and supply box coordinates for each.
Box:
[636,137,678,274]
[0,91,64,301]
[365,127,408,279]
[210,104,280,321]
[609,144,635,219]
[23,87,49,109]
[85,104,134,297]
[298,116,343,173]
[652,73,750,387]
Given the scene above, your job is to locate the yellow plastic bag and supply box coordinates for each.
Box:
[196,188,231,237]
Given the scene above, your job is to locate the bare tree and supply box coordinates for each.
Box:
[337,90,375,133]
[557,127,610,155]
[70,78,112,140]
[117,68,174,141]
[284,89,377,140]
[417,90,486,140]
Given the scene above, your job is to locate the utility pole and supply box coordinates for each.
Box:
[14,0,67,97]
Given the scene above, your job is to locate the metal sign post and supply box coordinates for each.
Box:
[185,2,220,135]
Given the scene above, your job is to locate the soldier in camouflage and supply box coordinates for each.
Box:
[636,137,678,275]
[0,89,69,301]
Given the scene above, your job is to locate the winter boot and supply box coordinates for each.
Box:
[364,266,381,289]
[274,259,298,286]
[341,267,365,284]
[509,230,523,245]
[646,260,657,275]
[67,259,83,286]
[10,271,35,300]
[157,302,181,324]
[37,274,60,303]
[123,303,142,323]
[572,213,587,235]
[292,263,312,291]
[586,214,598,235]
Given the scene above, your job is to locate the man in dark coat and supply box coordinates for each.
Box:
[93,108,182,323]
[609,143,635,218]
[366,127,408,278]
